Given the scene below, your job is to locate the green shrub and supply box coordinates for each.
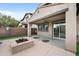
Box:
[0,35,26,40]
[76,42,79,56]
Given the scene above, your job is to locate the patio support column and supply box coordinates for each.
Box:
[27,23,32,37]
[49,22,52,38]
[65,4,76,53]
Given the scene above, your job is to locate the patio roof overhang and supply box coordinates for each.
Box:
[29,8,68,24]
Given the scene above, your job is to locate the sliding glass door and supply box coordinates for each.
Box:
[53,20,65,38]
[60,23,65,38]
[53,24,60,37]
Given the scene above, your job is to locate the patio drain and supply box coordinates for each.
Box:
[0,42,2,44]
[33,36,40,39]
[42,40,49,42]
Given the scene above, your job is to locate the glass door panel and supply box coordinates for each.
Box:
[60,23,65,38]
[53,24,59,37]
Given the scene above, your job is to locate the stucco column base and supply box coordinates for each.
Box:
[27,23,32,37]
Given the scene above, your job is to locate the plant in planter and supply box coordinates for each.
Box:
[15,38,28,43]
[0,42,2,44]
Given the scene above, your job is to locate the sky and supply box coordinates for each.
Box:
[0,3,39,21]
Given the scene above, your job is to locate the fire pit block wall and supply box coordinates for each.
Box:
[11,39,34,54]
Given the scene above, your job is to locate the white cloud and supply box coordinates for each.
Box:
[0,10,14,15]
[0,10,35,21]
[0,10,25,21]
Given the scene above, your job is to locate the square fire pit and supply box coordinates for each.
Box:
[10,38,34,54]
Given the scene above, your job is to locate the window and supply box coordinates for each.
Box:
[38,23,48,32]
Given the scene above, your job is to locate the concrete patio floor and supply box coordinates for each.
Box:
[0,37,75,56]
[32,35,65,49]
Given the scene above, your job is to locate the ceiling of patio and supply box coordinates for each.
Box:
[31,12,65,24]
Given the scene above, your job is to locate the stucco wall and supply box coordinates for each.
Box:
[37,13,65,38]
[65,4,76,52]
[29,4,67,23]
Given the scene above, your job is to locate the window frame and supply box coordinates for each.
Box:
[38,23,48,32]
[53,20,65,38]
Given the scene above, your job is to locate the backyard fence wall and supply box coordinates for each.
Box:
[0,27,27,37]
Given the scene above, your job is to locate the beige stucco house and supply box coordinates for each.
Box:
[28,3,77,53]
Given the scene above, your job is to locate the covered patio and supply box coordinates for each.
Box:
[32,35,65,49]
[28,4,76,53]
